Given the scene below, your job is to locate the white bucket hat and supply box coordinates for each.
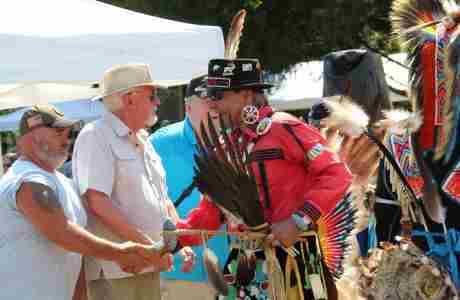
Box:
[92,63,167,100]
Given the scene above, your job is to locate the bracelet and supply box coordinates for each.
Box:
[171,241,182,254]
[292,213,311,232]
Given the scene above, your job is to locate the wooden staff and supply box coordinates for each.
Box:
[162,228,319,240]
[162,229,265,239]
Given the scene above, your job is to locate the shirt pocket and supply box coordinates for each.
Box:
[109,137,142,175]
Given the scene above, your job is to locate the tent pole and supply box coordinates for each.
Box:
[0,135,4,176]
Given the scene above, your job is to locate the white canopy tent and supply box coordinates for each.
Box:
[381,52,409,99]
[269,53,409,111]
[268,61,324,110]
[0,100,106,133]
[0,0,224,110]
[0,0,225,174]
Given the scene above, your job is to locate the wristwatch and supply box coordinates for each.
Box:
[292,213,311,232]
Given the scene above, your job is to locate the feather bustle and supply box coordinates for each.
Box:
[316,194,357,280]
[392,0,460,161]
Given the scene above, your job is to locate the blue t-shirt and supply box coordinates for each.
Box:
[150,117,229,282]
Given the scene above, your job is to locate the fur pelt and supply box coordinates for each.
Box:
[320,95,370,137]
[357,241,458,300]
[379,109,423,135]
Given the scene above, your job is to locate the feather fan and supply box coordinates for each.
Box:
[192,113,267,229]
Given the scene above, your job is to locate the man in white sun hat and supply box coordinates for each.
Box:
[73,64,196,300]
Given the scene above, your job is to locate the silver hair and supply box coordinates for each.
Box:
[103,86,142,112]
[103,86,149,112]
[102,93,124,112]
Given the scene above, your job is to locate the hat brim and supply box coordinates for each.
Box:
[91,82,168,102]
[240,83,273,89]
[51,118,80,129]
[207,82,273,91]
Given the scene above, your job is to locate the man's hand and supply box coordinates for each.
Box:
[156,253,174,272]
[178,246,196,273]
[268,218,302,248]
[325,126,385,186]
[114,241,175,274]
[136,241,174,272]
[114,242,157,274]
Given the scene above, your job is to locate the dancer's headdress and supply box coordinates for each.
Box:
[392,0,460,162]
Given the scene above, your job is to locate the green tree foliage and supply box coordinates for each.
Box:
[102,0,396,72]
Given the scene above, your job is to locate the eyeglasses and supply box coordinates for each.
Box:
[125,89,159,102]
[150,89,160,102]
[24,121,81,138]
[54,124,82,139]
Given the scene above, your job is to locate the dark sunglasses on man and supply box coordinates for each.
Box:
[149,89,160,102]
[208,89,225,102]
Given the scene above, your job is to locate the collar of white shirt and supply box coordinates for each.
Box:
[103,112,130,137]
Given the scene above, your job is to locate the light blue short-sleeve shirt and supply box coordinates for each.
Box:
[151,117,230,282]
[0,159,87,300]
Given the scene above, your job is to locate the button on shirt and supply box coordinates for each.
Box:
[73,112,169,280]
[151,117,229,282]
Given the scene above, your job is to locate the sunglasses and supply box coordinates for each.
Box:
[125,89,159,102]
[27,120,81,137]
[208,89,225,102]
[53,124,81,139]
[150,89,160,102]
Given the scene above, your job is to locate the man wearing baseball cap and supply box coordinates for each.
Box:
[72,64,195,300]
[150,74,230,300]
[0,104,162,300]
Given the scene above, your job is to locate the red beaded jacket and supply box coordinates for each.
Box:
[177,106,352,246]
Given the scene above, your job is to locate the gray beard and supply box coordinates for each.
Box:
[145,113,158,127]
[36,143,68,170]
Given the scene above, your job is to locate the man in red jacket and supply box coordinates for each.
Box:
[177,58,353,300]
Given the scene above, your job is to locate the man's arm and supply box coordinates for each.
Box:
[16,182,162,270]
[287,124,353,216]
[84,189,154,245]
[165,199,181,223]
[270,123,352,247]
[176,196,223,246]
